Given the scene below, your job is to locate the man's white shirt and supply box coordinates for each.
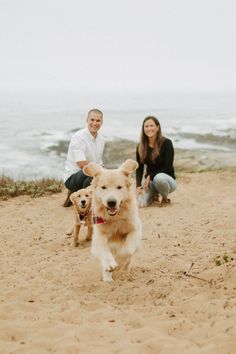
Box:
[63,128,105,182]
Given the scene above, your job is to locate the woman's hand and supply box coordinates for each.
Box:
[136,186,142,196]
[143,175,150,192]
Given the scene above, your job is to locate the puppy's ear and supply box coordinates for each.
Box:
[119,159,138,176]
[83,162,103,177]
[86,187,93,195]
[70,192,77,203]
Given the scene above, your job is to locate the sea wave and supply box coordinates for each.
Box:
[45,128,236,158]
[175,132,236,150]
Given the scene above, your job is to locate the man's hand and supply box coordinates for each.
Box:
[77,161,89,169]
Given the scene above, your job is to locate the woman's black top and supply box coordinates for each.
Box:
[136,137,175,187]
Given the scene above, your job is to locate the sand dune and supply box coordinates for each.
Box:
[0,170,236,354]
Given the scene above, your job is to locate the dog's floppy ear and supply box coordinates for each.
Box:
[83,162,103,177]
[119,159,139,176]
[85,187,93,195]
[70,192,77,203]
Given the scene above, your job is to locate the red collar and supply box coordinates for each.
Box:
[93,216,107,224]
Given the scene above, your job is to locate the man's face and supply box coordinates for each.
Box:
[87,112,103,137]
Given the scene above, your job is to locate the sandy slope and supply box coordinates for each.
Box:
[0,170,236,354]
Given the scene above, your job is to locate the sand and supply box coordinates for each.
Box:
[0,170,236,354]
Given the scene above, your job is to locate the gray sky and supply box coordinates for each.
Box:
[0,0,235,93]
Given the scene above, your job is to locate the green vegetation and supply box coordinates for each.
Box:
[213,253,234,266]
[0,175,63,200]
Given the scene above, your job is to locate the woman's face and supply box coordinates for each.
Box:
[143,119,159,139]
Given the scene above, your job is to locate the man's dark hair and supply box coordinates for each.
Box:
[87,109,103,119]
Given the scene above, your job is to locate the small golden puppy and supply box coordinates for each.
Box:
[68,188,93,247]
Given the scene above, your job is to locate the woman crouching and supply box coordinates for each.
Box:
[136,116,177,207]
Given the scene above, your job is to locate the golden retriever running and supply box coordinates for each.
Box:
[83,159,142,282]
[68,188,93,247]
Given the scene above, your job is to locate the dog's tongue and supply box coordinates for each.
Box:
[108,208,117,216]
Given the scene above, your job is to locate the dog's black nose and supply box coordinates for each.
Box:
[81,200,86,206]
[107,199,117,208]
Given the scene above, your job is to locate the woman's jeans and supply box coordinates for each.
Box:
[139,173,177,207]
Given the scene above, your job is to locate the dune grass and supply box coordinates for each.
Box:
[0,175,63,200]
[1,167,235,201]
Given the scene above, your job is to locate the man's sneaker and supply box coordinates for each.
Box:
[63,190,72,207]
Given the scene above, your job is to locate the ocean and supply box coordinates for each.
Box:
[0,91,236,180]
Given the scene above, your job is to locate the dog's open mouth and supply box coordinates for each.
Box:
[106,207,118,216]
[79,204,87,209]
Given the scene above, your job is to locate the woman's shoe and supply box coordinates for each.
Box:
[160,196,170,205]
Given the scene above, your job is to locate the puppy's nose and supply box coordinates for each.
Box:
[107,199,117,208]
[81,200,86,206]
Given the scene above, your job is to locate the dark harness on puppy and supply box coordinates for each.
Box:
[72,203,107,225]
[72,203,92,224]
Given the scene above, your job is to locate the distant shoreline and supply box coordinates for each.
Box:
[47,138,236,172]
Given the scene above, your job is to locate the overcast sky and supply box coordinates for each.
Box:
[0,0,235,93]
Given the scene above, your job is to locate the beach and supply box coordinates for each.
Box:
[1,91,236,179]
[1,0,236,350]
[1,168,236,354]
[1,92,236,353]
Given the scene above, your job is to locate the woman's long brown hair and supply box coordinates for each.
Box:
[138,116,165,163]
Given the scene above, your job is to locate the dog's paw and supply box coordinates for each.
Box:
[85,235,92,242]
[104,259,118,273]
[105,265,116,272]
[73,240,79,247]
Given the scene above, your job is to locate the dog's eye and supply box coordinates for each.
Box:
[78,195,81,197]
[117,186,122,189]
[85,194,89,197]
[101,186,106,190]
